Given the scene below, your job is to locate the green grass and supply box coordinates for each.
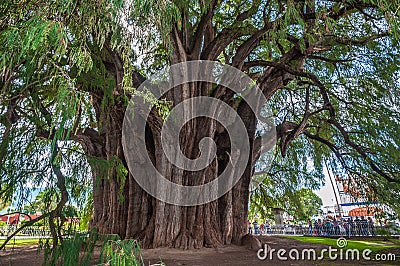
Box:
[0,238,41,247]
[283,236,400,252]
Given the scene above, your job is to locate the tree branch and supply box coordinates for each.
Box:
[327,118,397,183]
[190,0,219,59]
[48,144,69,248]
[200,1,261,61]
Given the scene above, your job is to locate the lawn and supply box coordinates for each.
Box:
[283,236,400,252]
[0,238,41,247]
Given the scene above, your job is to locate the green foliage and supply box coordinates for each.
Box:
[251,144,324,222]
[41,229,101,266]
[79,191,93,231]
[40,230,150,266]
[23,190,58,214]
[0,198,11,211]
[250,183,323,223]
[0,0,137,211]
[261,0,400,214]
[101,239,146,266]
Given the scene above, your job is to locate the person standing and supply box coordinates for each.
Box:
[252,220,259,235]
[325,219,332,236]
[343,219,350,237]
[355,217,361,236]
[260,222,265,235]
[313,220,318,236]
[317,219,323,236]
[265,220,271,234]
[349,218,355,236]
[247,220,252,234]
[308,219,313,235]
[368,217,375,236]
[333,218,339,235]
[360,216,368,236]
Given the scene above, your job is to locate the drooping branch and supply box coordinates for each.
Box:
[0,149,69,250]
[332,32,389,46]
[49,144,69,249]
[0,144,69,250]
[245,59,335,116]
[278,86,333,157]
[327,118,397,183]
[303,131,347,167]
[103,39,145,89]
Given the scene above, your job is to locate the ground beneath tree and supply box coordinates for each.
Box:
[0,236,398,265]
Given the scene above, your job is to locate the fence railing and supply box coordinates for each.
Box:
[1,224,398,238]
[0,225,52,237]
[249,224,400,236]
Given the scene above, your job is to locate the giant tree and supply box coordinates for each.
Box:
[1,0,399,249]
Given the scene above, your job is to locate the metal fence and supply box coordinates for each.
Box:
[250,224,400,236]
[1,224,398,238]
[0,225,51,237]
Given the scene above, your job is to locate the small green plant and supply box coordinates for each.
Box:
[101,239,144,266]
[41,228,102,266]
[39,232,164,266]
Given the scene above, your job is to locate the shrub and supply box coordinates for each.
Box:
[101,239,144,266]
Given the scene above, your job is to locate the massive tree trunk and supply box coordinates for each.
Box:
[83,22,293,249]
[84,81,258,249]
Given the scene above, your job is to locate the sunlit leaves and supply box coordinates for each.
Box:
[0,0,131,214]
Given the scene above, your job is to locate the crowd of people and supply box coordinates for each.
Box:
[248,216,380,237]
[247,220,271,235]
[308,216,376,236]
